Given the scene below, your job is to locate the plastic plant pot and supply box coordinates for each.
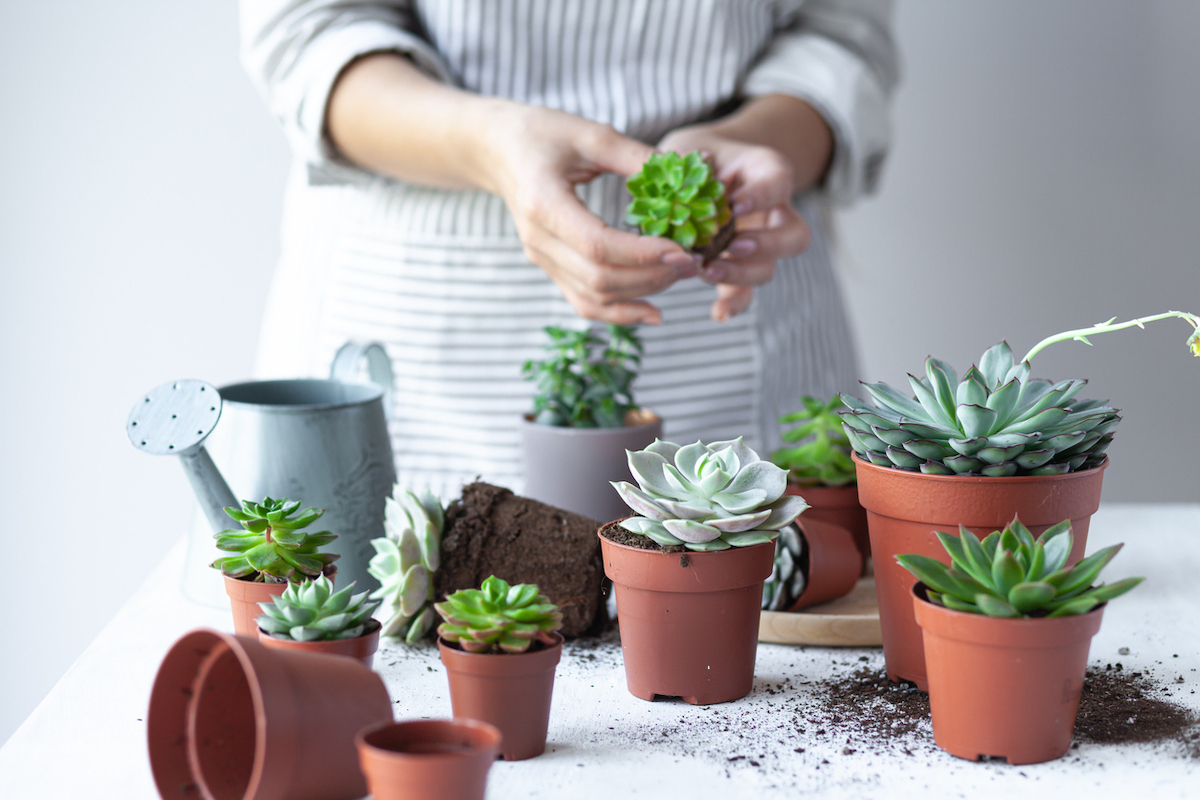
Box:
[356,718,501,800]
[258,619,382,669]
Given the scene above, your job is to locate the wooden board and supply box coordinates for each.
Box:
[758,576,882,646]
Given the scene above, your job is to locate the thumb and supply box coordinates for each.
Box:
[578,124,656,177]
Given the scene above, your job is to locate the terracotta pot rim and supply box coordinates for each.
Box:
[436,632,564,657]
[912,583,1106,639]
[852,453,1107,484]
[520,409,660,433]
[598,522,776,559]
[258,617,382,642]
[223,564,338,585]
[355,718,502,761]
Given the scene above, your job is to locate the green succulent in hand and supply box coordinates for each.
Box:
[522,324,644,428]
[210,497,338,583]
[896,518,1142,618]
[772,394,857,487]
[625,151,732,252]
[368,485,444,642]
[435,575,564,654]
[257,575,380,641]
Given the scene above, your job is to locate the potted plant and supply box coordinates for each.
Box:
[520,323,662,521]
[256,575,382,668]
[210,497,339,635]
[435,575,565,761]
[368,484,444,643]
[355,718,502,800]
[601,437,807,704]
[624,150,736,262]
[842,311,1198,688]
[897,518,1142,764]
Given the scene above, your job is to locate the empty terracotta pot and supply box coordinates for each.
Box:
[356,719,501,800]
[788,516,863,610]
[914,585,1104,765]
[258,619,382,669]
[223,566,335,636]
[438,633,562,760]
[785,482,870,571]
[147,628,391,800]
[854,455,1105,690]
[600,520,774,705]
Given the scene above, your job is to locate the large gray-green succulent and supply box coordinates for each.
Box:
[611,438,808,552]
[367,485,444,642]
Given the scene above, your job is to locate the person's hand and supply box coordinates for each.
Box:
[480,104,702,325]
[656,128,813,322]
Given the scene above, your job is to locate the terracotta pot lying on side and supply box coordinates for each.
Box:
[438,633,563,760]
[913,585,1104,765]
[600,520,773,705]
[147,628,392,800]
[853,454,1106,690]
[258,619,382,669]
[223,565,336,636]
[788,516,863,611]
[784,482,870,571]
[356,719,501,800]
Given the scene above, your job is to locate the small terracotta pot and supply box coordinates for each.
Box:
[599,521,773,704]
[913,585,1104,764]
[356,719,501,800]
[520,408,662,522]
[148,628,392,800]
[788,516,863,610]
[223,566,336,636]
[785,482,870,571]
[854,455,1106,690]
[438,633,563,760]
[258,619,382,669]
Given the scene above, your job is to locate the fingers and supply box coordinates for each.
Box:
[723,148,794,217]
[724,206,812,263]
[711,285,754,323]
[575,123,658,177]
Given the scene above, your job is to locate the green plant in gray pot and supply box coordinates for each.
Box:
[367,484,444,643]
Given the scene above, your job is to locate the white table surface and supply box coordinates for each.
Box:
[3,503,1198,800]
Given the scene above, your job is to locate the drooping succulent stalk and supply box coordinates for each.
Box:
[211,497,338,582]
[625,151,732,253]
[611,438,809,552]
[771,395,857,487]
[896,518,1142,618]
[435,575,564,654]
[760,525,807,611]
[257,575,380,641]
[368,485,444,643]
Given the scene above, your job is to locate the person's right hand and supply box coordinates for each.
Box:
[479,104,701,325]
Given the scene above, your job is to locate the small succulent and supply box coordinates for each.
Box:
[210,497,338,582]
[625,151,732,252]
[761,525,807,610]
[435,575,564,654]
[611,438,809,552]
[522,324,643,428]
[257,575,380,641]
[368,485,444,642]
[772,394,857,487]
[896,518,1142,618]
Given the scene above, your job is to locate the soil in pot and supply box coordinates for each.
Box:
[356,719,501,800]
[258,619,382,669]
[784,482,870,573]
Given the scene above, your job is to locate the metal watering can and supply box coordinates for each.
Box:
[127,343,396,607]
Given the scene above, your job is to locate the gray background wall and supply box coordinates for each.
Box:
[1,1,1197,746]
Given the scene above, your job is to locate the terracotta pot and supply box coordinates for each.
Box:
[258,619,382,669]
[788,516,863,610]
[599,520,773,704]
[148,628,392,800]
[223,566,335,636]
[438,633,563,760]
[785,482,870,571]
[913,585,1104,764]
[520,409,662,522]
[356,719,501,800]
[853,454,1106,690]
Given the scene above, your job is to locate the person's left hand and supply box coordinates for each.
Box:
[657,128,813,322]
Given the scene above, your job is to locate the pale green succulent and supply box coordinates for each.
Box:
[760,525,807,611]
[257,575,380,641]
[367,485,444,643]
[435,575,563,654]
[211,497,338,582]
[611,438,809,552]
[625,151,732,251]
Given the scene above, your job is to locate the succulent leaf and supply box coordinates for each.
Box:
[625,151,731,252]
[435,576,563,655]
[367,484,446,643]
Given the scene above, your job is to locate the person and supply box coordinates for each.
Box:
[240,0,898,498]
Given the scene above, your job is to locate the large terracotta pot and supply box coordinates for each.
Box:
[147,628,392,800]
[785,482,870,571]
[258,619,382,669]
[788,516,863,610]
[520,409,662,522]
[853,455,1106,690]
[599,520,773,705]
[223,566,335,636]
[914,585,1104,764]
[438,634,563,760]
[356,719,501,800]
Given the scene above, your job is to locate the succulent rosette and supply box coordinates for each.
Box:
[367,485,444,643]
[611,438,808,552]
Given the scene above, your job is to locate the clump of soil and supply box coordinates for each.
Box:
[436,482,605,637]
[1075,664,1200,752]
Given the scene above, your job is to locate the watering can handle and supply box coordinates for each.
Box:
[330,342,395,422]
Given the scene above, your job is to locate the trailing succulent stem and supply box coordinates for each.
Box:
[435,575,563,654]
[522,324,644,428]
[771,394,857,487]
[625,151,732,255]
[368,485,444,643]
[211,497,338,583]
[1021,311,1200,363]
[896,518,1142,618]
[761,525,807,610]
[257,575,380,641]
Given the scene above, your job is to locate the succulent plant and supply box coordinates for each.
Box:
[771,394,857,487]
[435,575,564,654]
[611,438,809,552]
[211,497,338,582]
[368,485,444,643]
[625,151,732,253]
[896,517,1142,618]
[257,574,381,641]
[522,324,643,428]
[760,525,807,611]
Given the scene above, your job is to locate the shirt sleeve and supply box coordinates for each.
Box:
[239,0,454,183]
[744,0,900,205]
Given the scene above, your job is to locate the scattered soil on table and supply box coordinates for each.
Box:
[1075,664,1200,755]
